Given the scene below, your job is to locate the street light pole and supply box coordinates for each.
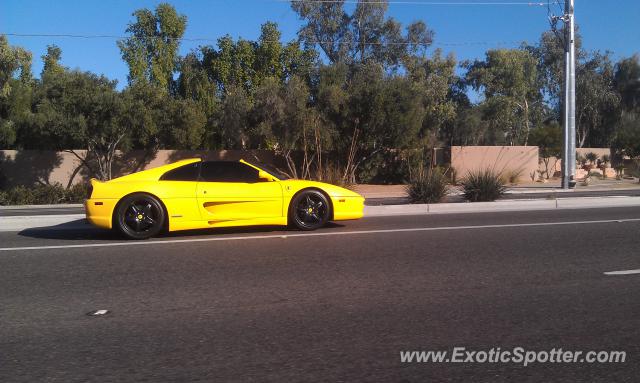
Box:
[562,0,576,189]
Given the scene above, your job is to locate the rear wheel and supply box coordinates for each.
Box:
[289,190,331,231]
[115,193,165,240]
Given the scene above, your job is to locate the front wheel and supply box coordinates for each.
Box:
[115,193,165,240]
[289,190,331,231]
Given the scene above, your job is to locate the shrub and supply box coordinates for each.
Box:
[406,167,449,204]
[502,168,524,184]
[585,152,599,165]
[461,169,507,202]
[0,182,90,205]
[1,185,36,205]
[357,150,406,184]
[32,183,67,204]
[65,183,91,203]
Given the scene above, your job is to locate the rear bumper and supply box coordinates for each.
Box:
[331,196,365,221]
[85,199,117,229]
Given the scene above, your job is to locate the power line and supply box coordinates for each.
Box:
[285,0,545,5]
[1,32,529,47]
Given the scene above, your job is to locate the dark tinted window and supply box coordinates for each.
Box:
[160,162,200,181]
[199,162,259,183]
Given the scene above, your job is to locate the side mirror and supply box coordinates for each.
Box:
[258,171,274,182]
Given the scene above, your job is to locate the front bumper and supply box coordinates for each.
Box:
[331,196,365,221]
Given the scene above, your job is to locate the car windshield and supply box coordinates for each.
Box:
[247,161,291,180]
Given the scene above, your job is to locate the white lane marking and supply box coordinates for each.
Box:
[87,309,110,316]
[1,218,639,253]
[604,269,640,276]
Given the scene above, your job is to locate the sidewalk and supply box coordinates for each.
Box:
[352,178,640,200]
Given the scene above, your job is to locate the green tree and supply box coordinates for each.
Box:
[291,0,352,64]
[117,3,187,91]
[30,68,125,180]
[315,61,432,182]
[291,0,429,69]
[250,75,320,178]
[281,40,317,83]
[176,50,220,147]
[121,82,206,153]
[217,85,251,149]
[525,27,584,110]
[255,22,284,83]
[464,49,542,145]
[41,45,64,77]
[529,121,562,179]
[615,55,640,112]
[613,113,640,180]
[0,36,32,148]
[207,36,257,94]
[575,52,620,147]
[0,35,32,97]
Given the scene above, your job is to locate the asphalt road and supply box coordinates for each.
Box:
[1,208,639,382]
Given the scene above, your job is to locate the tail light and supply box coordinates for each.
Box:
[87,178,98,199]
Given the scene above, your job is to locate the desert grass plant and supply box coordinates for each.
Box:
[406,167,449,204]
[314,161,354,189]
[502,168,524,185]
[461,169,507,202]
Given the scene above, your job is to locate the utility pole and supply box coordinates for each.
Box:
[561,0,576,189]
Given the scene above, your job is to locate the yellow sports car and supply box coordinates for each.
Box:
[85,158,365,239]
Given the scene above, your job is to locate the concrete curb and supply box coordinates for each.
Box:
[1,196,640,232]
[0,204,83,210]
[364,196,640,217]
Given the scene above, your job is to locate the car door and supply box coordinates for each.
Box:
[196,161,283,222]
[156,161,201,223]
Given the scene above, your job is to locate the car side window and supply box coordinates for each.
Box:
[160,162,200,181]
[199,162,259,183]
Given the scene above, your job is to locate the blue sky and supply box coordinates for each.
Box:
[2,0,639,89]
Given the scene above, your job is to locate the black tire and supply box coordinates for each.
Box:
[289,189,331,231]
[114,193,166,240]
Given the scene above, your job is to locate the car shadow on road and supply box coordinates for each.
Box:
[17,220,346,241]
[17,219,121,241]
[161,222,346,239]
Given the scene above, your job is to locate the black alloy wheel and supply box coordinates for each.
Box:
[115,193,165,239]
[290,190,331,231]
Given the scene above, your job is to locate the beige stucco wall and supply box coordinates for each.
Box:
[451,146,539,182]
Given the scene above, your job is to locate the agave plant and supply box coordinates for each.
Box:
[461,169,507,202]
[585,152,599,165]
[406,167,449,204]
